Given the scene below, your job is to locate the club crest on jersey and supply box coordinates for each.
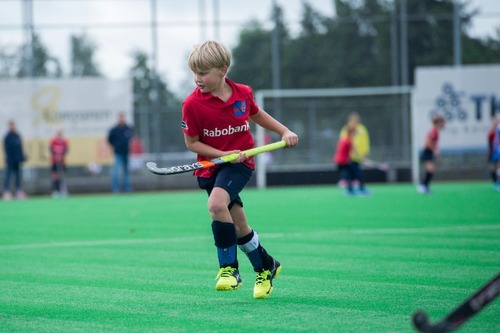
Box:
[233,100,247,117]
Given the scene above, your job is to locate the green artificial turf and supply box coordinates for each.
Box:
[0,182,499,332]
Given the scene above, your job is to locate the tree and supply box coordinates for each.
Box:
[229,0,499,90]
[130,50,178,110]
[70,33,101,77]
[463,33,500,64]
[230,20,273,89]
[404,0,456,81]
[129,50,182,153]
[18,33,62,78]
[282,3,331,88]
[0,45,18,78]
[282,0,389,88]
[231,3,289,90]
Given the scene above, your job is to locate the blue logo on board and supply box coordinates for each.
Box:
[431,83,467,122]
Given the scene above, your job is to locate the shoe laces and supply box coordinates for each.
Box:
[216,267,236,279]
[255,270,270,285]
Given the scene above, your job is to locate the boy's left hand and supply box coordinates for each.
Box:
[223,150,246,164]
[232,152,248,163]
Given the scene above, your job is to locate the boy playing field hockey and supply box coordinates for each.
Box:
[487,116,499,187]
[418,114,445,194]
[339,112,370,195]
[49,130,69,198]
[181,40,298,299]
[490,117,500,191]
[334,121,357,195]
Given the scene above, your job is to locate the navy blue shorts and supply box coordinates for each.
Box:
[51,162,66,173]
[197,163,253,209]
[420,148,435,162]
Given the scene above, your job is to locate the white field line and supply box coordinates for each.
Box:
[1,224,498,250]
[264,224,500,239]
[0,236,210,250]
[349,224,500,235]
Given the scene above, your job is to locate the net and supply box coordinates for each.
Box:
[254,86,413,188]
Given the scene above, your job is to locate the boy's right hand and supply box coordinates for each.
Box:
[281,129,299,148]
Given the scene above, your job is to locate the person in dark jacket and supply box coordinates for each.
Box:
[3,120,27,200]
[107,113,133,193]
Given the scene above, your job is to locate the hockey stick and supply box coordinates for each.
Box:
[362,158,389,171]
[146,140,287,175]
[412,273,500,333]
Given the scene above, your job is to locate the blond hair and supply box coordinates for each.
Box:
[432,114,445,125]
[188,40,231,72]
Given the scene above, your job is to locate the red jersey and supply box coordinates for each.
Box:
[425,127,439,152]
[488,128,495,156]
[130,136,144,155]
[182,78,259,178]
[333,137,352,165]
[50,138,68,164]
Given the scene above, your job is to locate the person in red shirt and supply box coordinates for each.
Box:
[49,130,69,197]
[182,40,298,299]
[418,114,445,194]
[487,116,499,186]
[334,122,357,195]
[129,135,145,171]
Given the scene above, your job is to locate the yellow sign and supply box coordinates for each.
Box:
[31,85,62,126]
[0,137,113,168]
[0,78,132,169]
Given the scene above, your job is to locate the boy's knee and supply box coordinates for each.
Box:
[208,200,228,217]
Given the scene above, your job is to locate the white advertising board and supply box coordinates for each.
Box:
[413,65,499,151]
[412,65,500,181]
[0,78,132,167]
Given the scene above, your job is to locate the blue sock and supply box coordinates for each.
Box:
[423,171,433,186]
[211,221,237,268]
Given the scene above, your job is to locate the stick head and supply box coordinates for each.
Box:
[412,311,445,333]
[146,162,163,175]
[413,311,429,329]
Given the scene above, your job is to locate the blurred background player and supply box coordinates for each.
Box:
[339,112,370,194]
[260,132,275,165]
[334,121,357,195]
[49,129,69,198]
[487,115,499,187]
[490,117,500,191]
[2,120,27,200]
[129,135,145,172]
[107,113,133,193]
[418,114,446,194]
[182,40,298,299]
